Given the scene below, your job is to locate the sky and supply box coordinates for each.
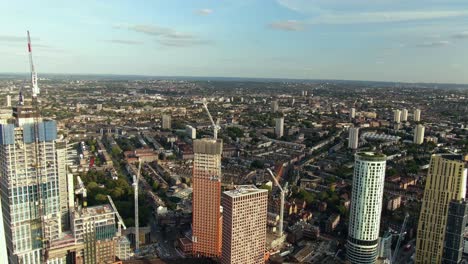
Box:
[1,0,468,83]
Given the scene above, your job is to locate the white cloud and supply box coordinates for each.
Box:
[310,11,468,24]
[452,31,468,39]
[269,20,305,31]
[196,9,213,16]
[416,40,450,47]
[117,24,209,47]
[105,39,143,45]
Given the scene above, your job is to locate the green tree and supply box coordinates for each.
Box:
[152,181,159,192]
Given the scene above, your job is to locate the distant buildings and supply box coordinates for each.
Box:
[275,117,284,138]
[186,125,197,139]
[348,127,359,149]
[393,109,401,123]
[414,108,421,122]
[347,152,386,264]
[192,139,223,258]
[401,108,408,122]
[442,199,468,264]
[221,185,268,264]
[350,107,356,119]
[271,100,279,113]
[162,114,172,129]
[413,124,425,145]
[416,154,468,264]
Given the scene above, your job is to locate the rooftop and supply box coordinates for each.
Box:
[223,185,267,198]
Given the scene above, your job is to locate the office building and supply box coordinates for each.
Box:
[0,105,62,264]
[413,124,425,145]
[348,127,359,150]
[162,114,172,129]
[6,95,11,108]
[350,108,356,119]
[415,154,468,264]
[186,125,197,139]
[275,117,284,138]
[347,152,386,264]
[401,109,408,122]
[393,109,401,123]
[221,185,268,264]
[271,100,279,113]
[414,109,421,122]
[192,139,223,258]
[442,199,468,264]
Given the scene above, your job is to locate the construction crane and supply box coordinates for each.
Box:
[201,98,221,140]
[27,30,49,263]
[391,213,409,264]
[27,30,40,98]
[107,195,127,236]
[75,176,87,207]
[266,168,285,237]
[132,161,142,255]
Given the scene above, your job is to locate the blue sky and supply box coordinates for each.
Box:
[1,0,468,83]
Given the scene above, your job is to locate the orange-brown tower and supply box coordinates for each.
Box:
[192,139,223,258]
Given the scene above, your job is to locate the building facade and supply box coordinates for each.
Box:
[401,108,408,122]
[0,105,62,264]
[271,100,279,113]
[414,109,421,122]
[393,110,401,123]
[413,124,425,145]
[442,199,468,264]
[221,185,267,264]
[192,139,223,258]
[275,117,284,138]
[350,108,356,119]
[347,152,386,264]
[348,127,359,150]
[162,114,172,129]
[415,154,467,264]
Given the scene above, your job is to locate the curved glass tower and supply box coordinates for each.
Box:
[347,152,386,264]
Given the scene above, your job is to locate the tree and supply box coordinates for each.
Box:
[152,181,159,192]
[260,184,272,193]
[250,160,265,169]
[95,194,108,203]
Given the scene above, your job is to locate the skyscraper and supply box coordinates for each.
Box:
[416,154,468,264]
[348,127,359,150]
[192,139,223,258]
[275,117,284,138]
[414,108,421,122]
[401,108,408,122]
[0,196,7,264]
[221,185,268,264]
[0,105,61,264]
[393,109,401,123]
[442,199,468,264]
[347,152,386,264]
[413,124,425,145]
[162,114,172,129]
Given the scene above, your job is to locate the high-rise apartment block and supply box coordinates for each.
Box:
[186,125,197,139]
[275,117,284,138]
[348,127,359,150]
[413,124,425,145]
[401,108,408,122]
[271,100,279,113]
[221,185,268,264]
[347,152,386,264]
[162,114,172,129]
[350,108,356,119]
[393,109,401,123]
[414,109,421,122]
[6,95,11,108]
[416,154,467,264]
[192,139,223,258]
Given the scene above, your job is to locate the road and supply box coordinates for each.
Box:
[395,239,415,264]
[150,213,181,260]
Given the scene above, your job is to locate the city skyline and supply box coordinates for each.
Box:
[1,0,468,84]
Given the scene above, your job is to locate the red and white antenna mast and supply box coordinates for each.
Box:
[27,30,40,98]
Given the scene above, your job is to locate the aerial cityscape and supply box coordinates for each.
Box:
[1,1,468,264]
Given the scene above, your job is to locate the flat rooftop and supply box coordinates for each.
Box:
[223,185,267,198]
